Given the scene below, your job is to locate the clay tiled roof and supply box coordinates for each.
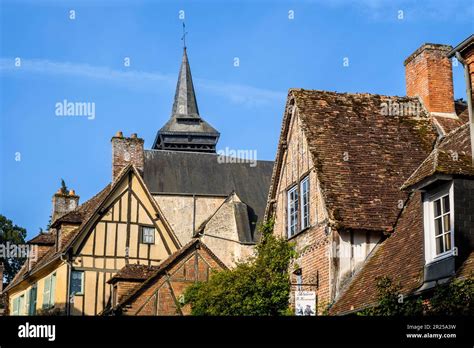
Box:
[432,101,469,135]
[403,123,474,189]
[27,232,55,245]
[329,192,426,315]
[107,264,161,283]
[4,184,112,292]
[288,89,438,231]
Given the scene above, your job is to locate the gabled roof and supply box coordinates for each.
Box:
[111,238,227,311]
[403,123,474,190]
[267,89,438,231]
[329,192,425,315]
[4,164,176,293]
[3,184,112,292]
[144,149,274,233]
[195,192,254,244]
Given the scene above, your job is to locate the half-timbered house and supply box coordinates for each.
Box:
[4,45,273,315]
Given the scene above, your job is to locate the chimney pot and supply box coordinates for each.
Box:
[131,133,137,139]
[69,189,76,196]
[52,189,79,222]
[115,131,123,138]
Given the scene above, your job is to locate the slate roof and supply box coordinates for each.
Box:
[152,48,219,151]
[143,149,274,233]
[269,89,439,231]
[403,123,474,189]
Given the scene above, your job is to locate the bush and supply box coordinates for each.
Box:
[183,220,297,315]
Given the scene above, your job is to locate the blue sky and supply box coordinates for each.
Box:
[1,0,473,238]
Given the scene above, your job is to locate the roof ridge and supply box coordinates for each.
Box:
[289,88,420,100]
[439,122,470,147]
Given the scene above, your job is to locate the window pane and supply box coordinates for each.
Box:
[442,195,450,213]
[142,227,155,244]
[434,217,442,236]
[433,199,442,217]
[443,214,451,232]
[70,271,83,295]
[287,187,299,237]
[300,177,310,229]
[444,232,452,251]
[435,236,444,255]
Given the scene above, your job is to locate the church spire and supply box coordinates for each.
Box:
[171,47,200,118]
[152,29,219,152]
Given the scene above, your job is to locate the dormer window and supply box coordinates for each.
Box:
[423,183,455,263]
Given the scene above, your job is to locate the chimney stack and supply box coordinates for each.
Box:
[111,131,145,181]
[52,188,79,222]
[405,43,455,116]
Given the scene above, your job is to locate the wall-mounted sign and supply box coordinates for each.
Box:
[295,291,316,316]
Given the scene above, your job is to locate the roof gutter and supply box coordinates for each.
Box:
[452,51,474,164]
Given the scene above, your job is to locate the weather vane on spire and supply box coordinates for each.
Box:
[181,22,188,49]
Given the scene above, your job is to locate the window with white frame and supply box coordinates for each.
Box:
[301,176,310,229]
[141,226,155,244]
[287,186,299,238]
[424,184,454,262]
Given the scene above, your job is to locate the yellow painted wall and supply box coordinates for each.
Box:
[67,171,177,315]
[9,263,68,315]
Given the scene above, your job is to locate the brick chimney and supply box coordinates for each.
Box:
[405,43,455,116]
[52,188,79,222]
[111,131,144,181]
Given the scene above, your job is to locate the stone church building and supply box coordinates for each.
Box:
[4,46,273,316]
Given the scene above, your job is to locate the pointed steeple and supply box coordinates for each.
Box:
[152,46,219,152]
[171,47,200,118]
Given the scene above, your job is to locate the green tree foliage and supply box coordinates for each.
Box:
[0,215,27,283]
[183,219,297,315]
[428,276,473,315]
[358,277,423,316]
[359,275,473,316]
